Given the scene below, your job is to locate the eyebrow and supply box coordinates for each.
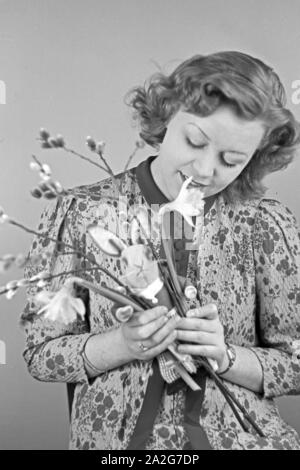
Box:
[188,122,249,158]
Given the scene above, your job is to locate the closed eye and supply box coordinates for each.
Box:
[186,138,237,168]
[220,152,237,168]
[186,138,206,149]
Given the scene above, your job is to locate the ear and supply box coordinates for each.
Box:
[87,224,128,257]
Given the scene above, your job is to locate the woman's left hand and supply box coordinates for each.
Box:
[175,303,227,370]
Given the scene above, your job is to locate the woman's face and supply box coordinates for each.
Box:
[151,105,266,200]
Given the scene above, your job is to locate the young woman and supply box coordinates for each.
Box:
[22,51,300,450]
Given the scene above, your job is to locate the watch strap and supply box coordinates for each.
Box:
[217,342,236,376]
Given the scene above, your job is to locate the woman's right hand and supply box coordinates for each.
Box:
[120,306,179,361]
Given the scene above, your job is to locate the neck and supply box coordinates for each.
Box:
[150,157,178,201]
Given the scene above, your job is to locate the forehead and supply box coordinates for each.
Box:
[173,107,265,149]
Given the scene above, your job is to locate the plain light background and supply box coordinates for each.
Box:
[0,0,299,450]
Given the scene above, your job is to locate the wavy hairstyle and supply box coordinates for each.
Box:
[125,51,300,203]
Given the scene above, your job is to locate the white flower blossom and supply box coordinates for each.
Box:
[158,176,204,227]
[29,162,40,171]
[16,279,31,287]
[30,271,49,282]
[6,289,17,300]
[41,164,51,176]
[0,214,10,224]
[35,282,85,324]
[36,280,48,288]
[96,141,106,154]
[5,280,18,290]
[39,172,51,182]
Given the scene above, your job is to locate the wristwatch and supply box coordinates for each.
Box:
[217,342,236,375]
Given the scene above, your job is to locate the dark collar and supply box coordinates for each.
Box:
[135,155,217,216]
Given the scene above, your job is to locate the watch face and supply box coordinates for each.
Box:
[227,349,233,360]
[227,344,236,362]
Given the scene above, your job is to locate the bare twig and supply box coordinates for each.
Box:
[63,146,107,172]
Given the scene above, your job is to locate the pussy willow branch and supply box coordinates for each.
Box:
[38,140,127,197]
[123,145,141,172]
[65,144,122,194]
[95,150,115,180]
[56,146,107,173]
[8,219,126,289]
[0,266,100,296]
[67,146,122,196]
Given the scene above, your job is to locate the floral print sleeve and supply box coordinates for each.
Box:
[21,195,93,384]
[251,198,300,398]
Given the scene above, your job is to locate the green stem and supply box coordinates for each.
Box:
[67,276,144,311]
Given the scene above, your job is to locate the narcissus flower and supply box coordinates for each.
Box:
[158,176,204,227]
[35,281,85,324]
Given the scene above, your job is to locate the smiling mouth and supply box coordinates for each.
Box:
[178,170,209,189]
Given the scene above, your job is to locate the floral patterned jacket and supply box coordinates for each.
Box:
[22,166,300,450]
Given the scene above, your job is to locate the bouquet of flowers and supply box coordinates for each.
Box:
[0,128,264,437]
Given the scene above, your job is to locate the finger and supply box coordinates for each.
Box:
[176,330,216,345]
[147,315,180,345]
[175,317,216,332]
[141,329,178,360]
[176,344,218,358]
[130,306,168,326]
[135,314,179,345]
[186,304,218,320]
[132,313,171,340]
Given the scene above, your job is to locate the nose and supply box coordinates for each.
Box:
[192,151,215,183]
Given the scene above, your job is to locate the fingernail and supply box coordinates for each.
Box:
[166,308,177,319]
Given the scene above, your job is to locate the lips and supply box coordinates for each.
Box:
[178,170,208,189]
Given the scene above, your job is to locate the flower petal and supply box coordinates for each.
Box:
[71,297,86,318]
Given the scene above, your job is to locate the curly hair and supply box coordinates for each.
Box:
[124,51,300,203]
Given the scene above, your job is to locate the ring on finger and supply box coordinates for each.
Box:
[139,342,148,352]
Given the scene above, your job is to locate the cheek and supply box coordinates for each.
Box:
[164,143,188,168]
[217,167,244,189]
